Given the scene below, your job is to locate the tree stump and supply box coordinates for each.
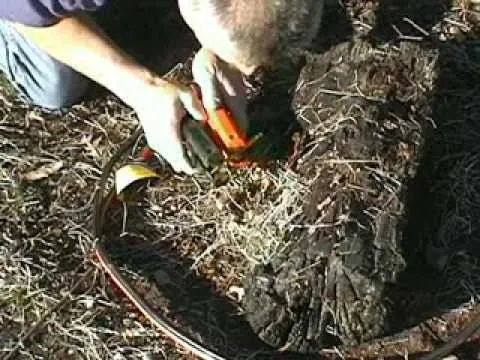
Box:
[242,40,439,353]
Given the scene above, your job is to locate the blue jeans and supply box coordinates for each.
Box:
[0,20,90,109]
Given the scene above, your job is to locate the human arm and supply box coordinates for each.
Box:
[12,14,204,174]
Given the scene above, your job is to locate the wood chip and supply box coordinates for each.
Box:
[21,161,64,181]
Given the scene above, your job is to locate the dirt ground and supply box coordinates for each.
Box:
[2,0,480,359]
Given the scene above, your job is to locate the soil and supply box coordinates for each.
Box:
[2,0,480,360]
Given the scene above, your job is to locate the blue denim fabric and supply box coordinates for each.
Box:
[0,20,89,109]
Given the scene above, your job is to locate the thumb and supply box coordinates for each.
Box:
[192,50,221,111]
[178,87,206,121]
[219,73,249,133]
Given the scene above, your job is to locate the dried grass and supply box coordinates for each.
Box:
[144,166,311,279]
[2,0,480,359]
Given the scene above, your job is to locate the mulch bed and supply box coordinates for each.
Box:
[2,0,480,359]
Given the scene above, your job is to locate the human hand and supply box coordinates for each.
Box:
[192,48,249,133]
[132,78,205,174]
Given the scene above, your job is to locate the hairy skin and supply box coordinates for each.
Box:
[12,14,166,110]
[11,13,206,174]
[182,0,324,68]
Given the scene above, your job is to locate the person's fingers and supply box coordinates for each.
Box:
[192,49,221,111]
[225,97,249,133]
[170,153,197,175]
[219,72,249,132]
[215,64,249,132]
[142,113,196,175]
[152,138,196,175]
[192,48,249,132]
[178,87,206,121]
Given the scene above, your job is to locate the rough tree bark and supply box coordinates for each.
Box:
[242,40,439,353]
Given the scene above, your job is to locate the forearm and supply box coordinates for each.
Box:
[12,14,164,108]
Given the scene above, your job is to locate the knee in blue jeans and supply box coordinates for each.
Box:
[25,66,90,110]
[0,20,90,110]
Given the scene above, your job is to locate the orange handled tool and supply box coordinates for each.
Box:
[190,84,259,157]
[143,84,261,170]
[205,106,250,153]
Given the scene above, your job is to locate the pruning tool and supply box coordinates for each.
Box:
[179,84,262,171]
[115,84,263,199]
